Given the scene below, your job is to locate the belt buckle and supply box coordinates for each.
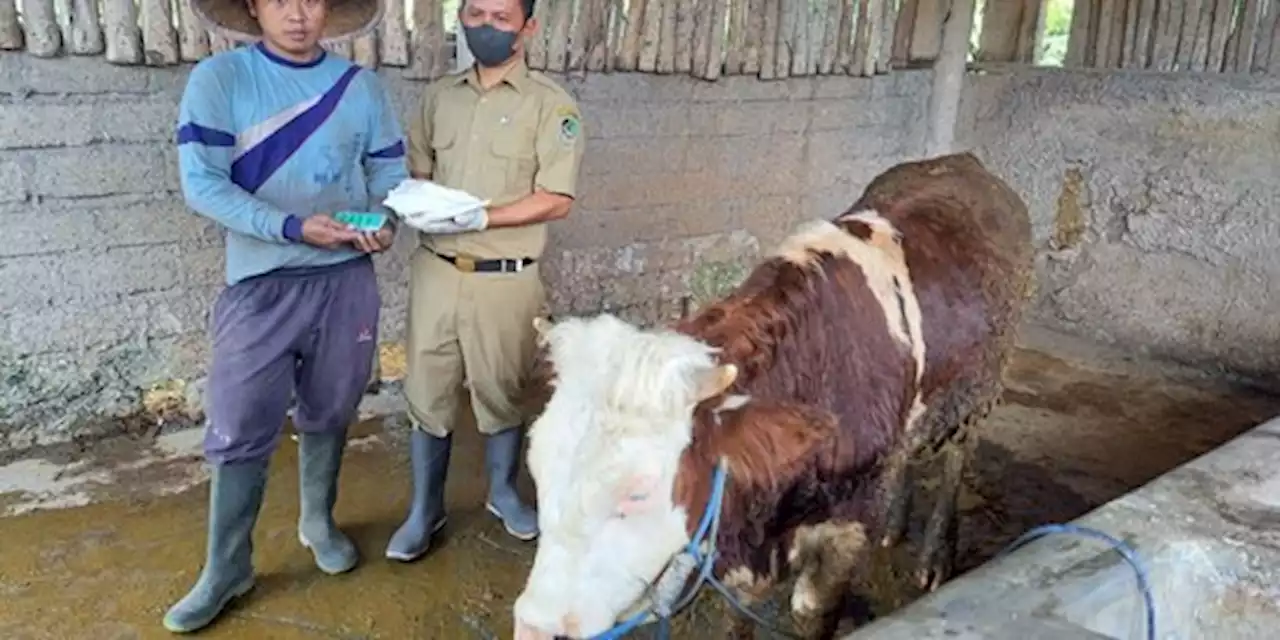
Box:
[508,259,524,273]
[455,255,477,273]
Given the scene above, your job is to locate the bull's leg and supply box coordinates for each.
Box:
[788,522,869,639]
[914,435,966,592]
[876,445,913,548]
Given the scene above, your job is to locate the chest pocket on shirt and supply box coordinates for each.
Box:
[491,127,538,191]
[430,127,457,185]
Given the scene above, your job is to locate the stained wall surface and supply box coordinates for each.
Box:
[960,67,1280,388]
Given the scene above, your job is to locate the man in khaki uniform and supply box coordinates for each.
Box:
[385,0,585,562]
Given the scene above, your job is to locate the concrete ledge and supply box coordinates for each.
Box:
[847,416,1280,640]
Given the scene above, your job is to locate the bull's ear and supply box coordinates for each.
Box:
[695,363,738,402]
[532,317,553,347]
[614,472,663,518]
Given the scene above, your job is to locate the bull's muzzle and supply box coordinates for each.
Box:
[514,617,582,640]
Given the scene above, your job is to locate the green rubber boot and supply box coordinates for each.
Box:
[297,431,359,575]
[484,427,539,541]
[162,460,268,633]
[385,429,452,562]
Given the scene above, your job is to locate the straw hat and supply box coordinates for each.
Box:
[191,0,383,42]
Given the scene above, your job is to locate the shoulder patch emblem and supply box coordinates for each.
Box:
[555,105,581,145]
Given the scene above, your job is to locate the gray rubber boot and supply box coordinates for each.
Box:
[385,430,452,562]
[484,427,539,541]
[162,460,268,633]
[297,431,359,575]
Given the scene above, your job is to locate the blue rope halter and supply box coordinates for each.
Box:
[588,458,730,640]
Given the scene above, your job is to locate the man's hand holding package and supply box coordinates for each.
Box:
[382,178,489,236]
[411,204,488,235]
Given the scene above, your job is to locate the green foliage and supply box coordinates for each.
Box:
[1043,0,1073,36]
[1038,0,1074,66]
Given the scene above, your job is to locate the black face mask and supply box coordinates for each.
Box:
[463,23,520,67]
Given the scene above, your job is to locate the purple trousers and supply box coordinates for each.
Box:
[203,256,380,465]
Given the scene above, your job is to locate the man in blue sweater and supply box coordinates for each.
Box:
[163,0,407,632]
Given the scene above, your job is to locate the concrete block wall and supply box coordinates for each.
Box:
[0,54,930,452]
[959,67,1280,389]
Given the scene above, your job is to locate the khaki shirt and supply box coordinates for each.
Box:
[406,59,585,261]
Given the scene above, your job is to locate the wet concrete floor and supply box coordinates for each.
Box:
[2,326,1279,639]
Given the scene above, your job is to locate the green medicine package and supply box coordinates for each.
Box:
[335,211,388,232]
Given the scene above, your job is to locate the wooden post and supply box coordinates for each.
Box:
[178,0,211,61]
[1234,0,1264,73]
[525,0,549,68]
[819,0,843,73]
[1014,0,1043,63]
[1093,0,1118,69]
[1267,11,1280,72]
[140,0,180,64]
[774,0,794,77]
[1124,0,1151,68]
[758,0,779,78]
[876,0,897,73]
[654,0,677,72]
[704,0,728,78]
[891,0,918,66]
[20,0,61,57]
[379,0,410,65]
[849,0,872,75]
[575,0,608,72]
[834,0,855,71]
[1206,0,1233,72]
[639,0,663,70]
[924,0,974,157]
[618,0,647,69]
[406,0,444,79]
[909,0,945,62]
[725,0,749,73]
[545,0,573,71]
[1189,0,1214,71]
[102,0,144,63]
[789,0,809,76]
[979,0,1040,63]
[1064,0,1093,67]
[692,0,713,75]
[675,0,697,73]
[587,0,610,70]
[0,0,22,50]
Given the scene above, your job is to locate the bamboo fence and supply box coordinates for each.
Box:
[9,0,1278,77]
[975,0,1280,73]
[0,0,906,79]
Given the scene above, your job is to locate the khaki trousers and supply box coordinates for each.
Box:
[404,248,546,436]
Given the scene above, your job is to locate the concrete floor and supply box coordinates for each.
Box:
[2,325,1279,639]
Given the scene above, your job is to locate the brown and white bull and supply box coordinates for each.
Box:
[512,153,1035,639]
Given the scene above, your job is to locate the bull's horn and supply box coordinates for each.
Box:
[697,363,739,401]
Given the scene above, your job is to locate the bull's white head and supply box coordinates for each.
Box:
[513,314,739,639]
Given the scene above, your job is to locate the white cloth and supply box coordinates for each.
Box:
[382,178,488,232]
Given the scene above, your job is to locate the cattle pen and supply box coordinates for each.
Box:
[3,0,1280,637]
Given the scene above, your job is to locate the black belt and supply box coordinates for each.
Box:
[430,250,535,274]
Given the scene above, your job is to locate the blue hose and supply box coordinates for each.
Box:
[996,522,1156,640]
